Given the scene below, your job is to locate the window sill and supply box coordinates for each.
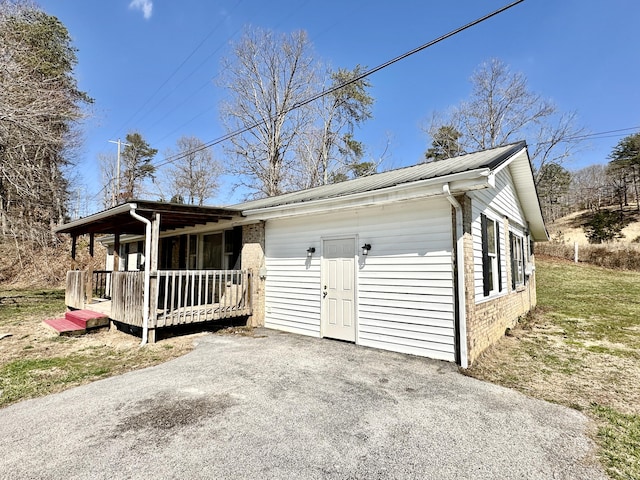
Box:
[476,290,508,305]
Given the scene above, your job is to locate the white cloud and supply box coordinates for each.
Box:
[129,0,153,20]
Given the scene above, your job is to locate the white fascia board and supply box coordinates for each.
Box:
[55,203,134,234]
[158,217,241,237]
[506,149,550,241]
[242,169,492,221]
[101,216,257,245]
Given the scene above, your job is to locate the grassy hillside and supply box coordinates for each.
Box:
[547,204,640,245]
[540,206,640,271]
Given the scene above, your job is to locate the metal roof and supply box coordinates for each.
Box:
[54,141,547,241]
[230,142,526,211]
[55,200,241,237]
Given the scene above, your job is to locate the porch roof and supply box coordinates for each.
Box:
[55,200,241,237]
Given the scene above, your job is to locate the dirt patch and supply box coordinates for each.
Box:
[0,312,196,368]
[0,288,261,408]
[467,312,640,416]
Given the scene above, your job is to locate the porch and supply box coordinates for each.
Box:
[66,269,253,333]
[55,201,266,342]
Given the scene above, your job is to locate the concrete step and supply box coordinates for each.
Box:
[43,318,86,336]
[65,310,109,330]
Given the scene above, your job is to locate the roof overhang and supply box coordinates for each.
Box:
[241,168,494,220]
[502,148,549,241]
[55,201,243,237]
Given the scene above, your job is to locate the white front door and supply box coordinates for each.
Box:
[321,238,356,342]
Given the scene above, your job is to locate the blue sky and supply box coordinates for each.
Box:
[36,0,640,213]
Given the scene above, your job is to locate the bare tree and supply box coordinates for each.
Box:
[219,28,317,198]
[425,59,584,183]
[163,136,222,205]
[570,164,608,211]
[294,65,374,188]
[98,152,117,209]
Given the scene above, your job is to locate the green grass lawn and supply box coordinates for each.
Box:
[0,288,194,409]
[468,256,640,480]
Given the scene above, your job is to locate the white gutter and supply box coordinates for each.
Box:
[443,184,468,369]
[243,168,493,220]
[128,204,152,346]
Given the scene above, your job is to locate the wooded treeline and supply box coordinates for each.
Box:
[534,133,640,227]
[0,0,90,246]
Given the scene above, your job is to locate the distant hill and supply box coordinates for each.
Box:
[546,204,640,246]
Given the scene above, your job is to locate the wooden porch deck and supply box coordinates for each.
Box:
[66,269,253,335]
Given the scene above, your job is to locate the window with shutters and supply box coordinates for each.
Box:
[481,214,501,297]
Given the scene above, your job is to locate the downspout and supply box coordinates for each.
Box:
[443,184,469,369]
[129,205,151,346]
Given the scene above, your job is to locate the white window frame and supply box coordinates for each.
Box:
[481,213,502,297]
[510,232,525,288]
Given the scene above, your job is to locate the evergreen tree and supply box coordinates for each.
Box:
[120,132,157,201]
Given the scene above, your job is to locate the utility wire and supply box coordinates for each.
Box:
[110,0,245,138]
[152,0,526,170]
[533,126,640,146]
[145,0,312,146]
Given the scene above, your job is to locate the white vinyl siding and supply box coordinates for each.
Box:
[264,197,456,362]
[471,167,528,302]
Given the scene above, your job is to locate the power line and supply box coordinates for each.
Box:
[534,126,640,146]
[110,0,245,138]
[147,0,316,147]
[152,0,526,170]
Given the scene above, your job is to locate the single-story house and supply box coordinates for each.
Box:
[56,141,548,367]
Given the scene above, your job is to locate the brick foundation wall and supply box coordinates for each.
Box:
[242,222,265,327]
[467,277,536,364]
[458,194,538,365]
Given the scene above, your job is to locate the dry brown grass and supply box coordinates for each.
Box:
[0,288,193,407]
[467,309,640,415]
[0,237,105,288]
[537,242,640,270]
[548,204,640,246]
[540,205,640,270]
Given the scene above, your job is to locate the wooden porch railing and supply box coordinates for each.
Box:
[66,269,252,330]
[155,269,252,327]
[65,270,87,310]
[111,271,145,327]
[92,270,112,300]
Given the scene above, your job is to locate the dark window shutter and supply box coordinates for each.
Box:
[496,221,502,292]
[481,214,490,296]
[522,238,528,286]
[510,232,516,290]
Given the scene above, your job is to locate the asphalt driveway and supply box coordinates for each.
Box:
[0,328,606,479]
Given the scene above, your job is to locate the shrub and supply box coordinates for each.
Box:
[584,210,625,244]
[536,242,640,271]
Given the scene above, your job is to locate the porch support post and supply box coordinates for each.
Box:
[113,233,120,272]
[147,212,160,343]
[89,233,94,257]
[241,222,266,327]
[86,234,94,305]
[71,234,77,269]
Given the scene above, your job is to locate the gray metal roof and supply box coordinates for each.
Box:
[230,142,527,211]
